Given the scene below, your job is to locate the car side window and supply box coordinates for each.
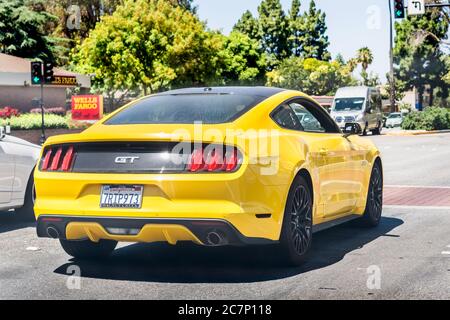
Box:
[271,99,340,133]
[289,102,326,133]
[271,104,304,131]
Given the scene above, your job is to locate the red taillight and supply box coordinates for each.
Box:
[224,149,238,172]
[50,147,63,171]
[41,149,52,171]
[205,149,223,172]
[41,146,76,172]
[188,148,204,172]
[188,146,239,173]
[61,146,74,171]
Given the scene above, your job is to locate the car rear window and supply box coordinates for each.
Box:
[105,94,266,125]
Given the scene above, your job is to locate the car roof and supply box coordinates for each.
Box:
[156,86,287,98]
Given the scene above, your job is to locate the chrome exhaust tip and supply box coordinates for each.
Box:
[206,231,227,246]
[46,226,59,239]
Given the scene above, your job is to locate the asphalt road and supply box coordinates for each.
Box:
[0,133,449,300]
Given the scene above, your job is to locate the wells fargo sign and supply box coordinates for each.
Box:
[71,95,103,121]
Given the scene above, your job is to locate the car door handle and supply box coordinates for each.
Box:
[319,148,328,156]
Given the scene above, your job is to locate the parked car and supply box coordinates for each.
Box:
[330,86,383,135]
[0,126,40,220]
[385,112,404,128]
[34,87,383,266]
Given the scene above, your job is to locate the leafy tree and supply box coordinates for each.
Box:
[394,7,449,108]
[267,57,356,95]
[71,0,221,110]
[288,0,304,57]
[0,0,60,63]
[257,0,290,62]
[233,10,260,41]
[218,32,267,85]
[300,0,330,61]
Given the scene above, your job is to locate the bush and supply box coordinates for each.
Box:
[0,113,68,130]
[401,107,450,131]
[0,106,20,119]
[30,107,67,116]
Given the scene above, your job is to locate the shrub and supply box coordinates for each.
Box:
[30,107,66,116]
[0,113,68,130]
[0,106,20,119]
[401,107,450,131]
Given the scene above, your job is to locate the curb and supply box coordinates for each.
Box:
[384,129,450,136]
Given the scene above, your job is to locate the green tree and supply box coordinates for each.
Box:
[71,0,221,110]
[257,0,289,62]
[300,0,330,61]
[0,0,60,63]
[219,32,267,85]
[357,47,374,86]
[394,7,449,108]
[288,0,304,57]
[233,10,260,41]
[267,57,356,95]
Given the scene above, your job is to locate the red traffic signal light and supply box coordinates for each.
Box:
[31,61,42,85]
[394,0,405,19]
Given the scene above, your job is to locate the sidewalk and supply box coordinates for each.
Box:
[383,128,450,136]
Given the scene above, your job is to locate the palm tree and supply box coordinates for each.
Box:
[357,47,374,73]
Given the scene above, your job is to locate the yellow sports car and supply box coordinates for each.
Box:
[34,87,383,265]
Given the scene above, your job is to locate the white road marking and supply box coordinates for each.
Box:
[385,185,450,189]
[383,205,450,210]
[441,251,450,255]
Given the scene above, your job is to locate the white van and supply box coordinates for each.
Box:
[330,86,383,135]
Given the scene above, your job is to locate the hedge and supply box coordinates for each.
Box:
[0,113,91,130]
[401,107,450,131]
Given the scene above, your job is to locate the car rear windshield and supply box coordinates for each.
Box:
[333,97,365,111]
[105,94,266,125]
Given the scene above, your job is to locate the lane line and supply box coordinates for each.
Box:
[441,251,450,255]
[385,185,450,189]
[383,205,450,210]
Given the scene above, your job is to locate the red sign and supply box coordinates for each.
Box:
[71,95,103,120]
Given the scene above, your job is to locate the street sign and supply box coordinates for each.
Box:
[408,0,425,15]
[50,75,77,86]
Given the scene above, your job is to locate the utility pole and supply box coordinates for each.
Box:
[389,0,397,113]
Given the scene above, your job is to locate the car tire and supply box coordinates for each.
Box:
[15,174,36,222]
[59,239,118,260]
[361,161,383,227]
[276,175,313,266]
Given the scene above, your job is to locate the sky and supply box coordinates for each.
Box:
[194,0,392,82]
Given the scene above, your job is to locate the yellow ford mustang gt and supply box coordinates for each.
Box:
[34,87,383,265]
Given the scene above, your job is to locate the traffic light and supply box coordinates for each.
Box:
[394,0,405,19]
[31,61,42,85]
[43,61,55,84]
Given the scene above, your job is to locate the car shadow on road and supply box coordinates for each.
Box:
[54,216,403,284]
[0,211,35,234]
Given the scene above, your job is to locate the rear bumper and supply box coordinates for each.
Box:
[36,215,276,246]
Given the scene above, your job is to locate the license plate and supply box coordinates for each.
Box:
[100,185,143,209]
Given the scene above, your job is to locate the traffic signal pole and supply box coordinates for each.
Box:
[389,0,397,113]
[40,81,45,144]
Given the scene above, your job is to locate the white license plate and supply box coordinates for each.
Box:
[100,185,143,209]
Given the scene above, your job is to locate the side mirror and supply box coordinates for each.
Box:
[343,123,362,138]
